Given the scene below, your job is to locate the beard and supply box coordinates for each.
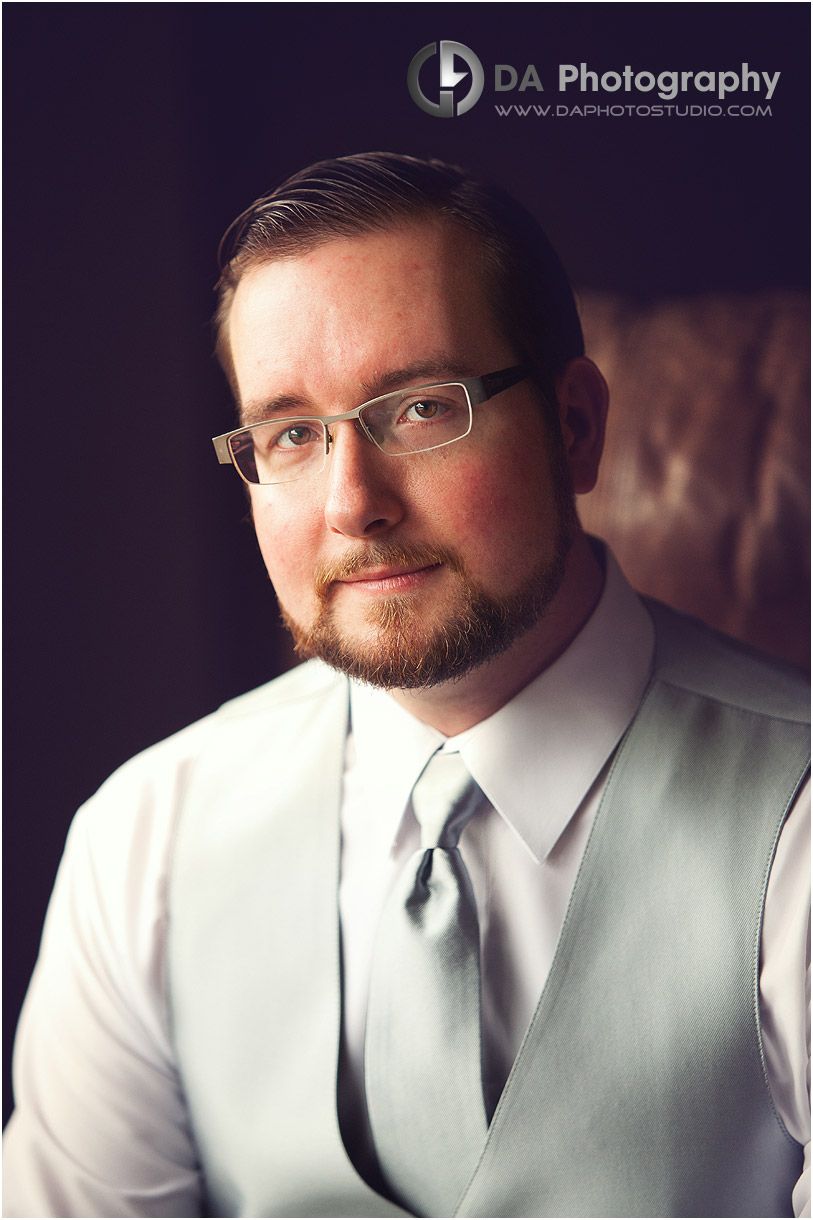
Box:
[281,447,577,692]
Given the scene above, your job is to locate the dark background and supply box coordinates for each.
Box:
[4,2,809,1124]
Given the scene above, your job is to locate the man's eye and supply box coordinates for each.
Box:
[402,398,446,422]
[273,423,319,449]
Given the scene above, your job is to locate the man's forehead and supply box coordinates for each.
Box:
[231,217,487,307]
[230,224,488,334]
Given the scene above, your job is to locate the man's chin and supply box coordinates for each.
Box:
[279,548,570,692]
[280,598,475,690]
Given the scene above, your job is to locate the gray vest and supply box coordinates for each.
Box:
[168,604,809,1217]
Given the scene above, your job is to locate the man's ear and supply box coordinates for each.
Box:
[555,357,608,495]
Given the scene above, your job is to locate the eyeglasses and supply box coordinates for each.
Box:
[212,365,529,486]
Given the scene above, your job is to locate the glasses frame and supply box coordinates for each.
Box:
[212,363,529,486]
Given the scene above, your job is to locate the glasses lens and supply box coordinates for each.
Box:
[229,419,327,485]
[361,384,472,455]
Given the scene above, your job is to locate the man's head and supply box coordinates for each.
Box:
[216,154,607,694]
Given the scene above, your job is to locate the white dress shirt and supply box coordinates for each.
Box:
[5,551,810,1217]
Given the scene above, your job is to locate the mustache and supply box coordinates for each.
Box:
[314,541,465,600]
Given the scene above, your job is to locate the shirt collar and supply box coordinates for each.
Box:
[349,544,654,863]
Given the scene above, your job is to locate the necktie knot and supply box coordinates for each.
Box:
[411,750,480,851]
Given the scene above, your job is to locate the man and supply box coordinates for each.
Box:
[4,153,809,1218]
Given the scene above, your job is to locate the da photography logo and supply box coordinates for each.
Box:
[406,43,780,120]
[408,41,484,117]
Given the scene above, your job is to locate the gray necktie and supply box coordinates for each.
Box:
[364,750,488,1217]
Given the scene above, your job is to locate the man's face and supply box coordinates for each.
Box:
[227,218,576,689]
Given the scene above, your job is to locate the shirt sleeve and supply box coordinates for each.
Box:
[3,761,204,1218]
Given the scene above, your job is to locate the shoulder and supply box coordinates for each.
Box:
[645,598,810,725]
[105,659,345,782]
[70,661,348,863]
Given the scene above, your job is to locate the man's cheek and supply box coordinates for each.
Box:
[269,552,316,603]
[253,501,316,577]
[253,526,314,608]
[440,462,521,538]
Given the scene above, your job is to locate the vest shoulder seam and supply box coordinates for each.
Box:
[653,673,811,728]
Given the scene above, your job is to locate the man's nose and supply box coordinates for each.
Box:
[322,421,405,538]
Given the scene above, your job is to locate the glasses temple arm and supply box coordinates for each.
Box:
[480,364,531,400]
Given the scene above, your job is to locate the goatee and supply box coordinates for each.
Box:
[280,515,575,691]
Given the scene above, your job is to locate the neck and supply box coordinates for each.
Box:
[388,532,605,736]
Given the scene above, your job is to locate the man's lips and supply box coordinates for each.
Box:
[338,563,439,584]
[313,545,461,601]
[330,563,442,594]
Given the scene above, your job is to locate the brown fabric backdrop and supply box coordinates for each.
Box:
[579,291,810,667]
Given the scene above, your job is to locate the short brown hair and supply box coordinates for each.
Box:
[214,152,584,407]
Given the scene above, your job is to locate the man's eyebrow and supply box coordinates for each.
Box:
[360,357,478,400]
[239,394,313,426]
[238,356,479,425]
